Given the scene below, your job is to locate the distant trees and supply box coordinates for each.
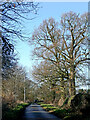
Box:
[32,61,59,103]
[32,11,89,99]
[2,63,38,107]
[3,65,24,103]
[32,60,69,103]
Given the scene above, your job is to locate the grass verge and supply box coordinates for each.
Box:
[41,104,90,120]
[2,103,30,120]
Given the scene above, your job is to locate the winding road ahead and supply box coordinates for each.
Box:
[22,104,61,120]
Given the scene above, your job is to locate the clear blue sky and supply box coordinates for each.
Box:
[15,2,88,78]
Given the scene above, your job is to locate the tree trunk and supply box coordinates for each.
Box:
[72,79,76,95]
[69,80,72,97]
[61,75,66,99]
[69,68,76,96]
[51,84,56,103]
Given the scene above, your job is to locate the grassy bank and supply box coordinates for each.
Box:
[41,104,90,120]
[2,103,30,120]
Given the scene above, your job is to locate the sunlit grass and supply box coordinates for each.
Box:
[40,104,80,119]
[40,103,90,120]
[41,104,58,112]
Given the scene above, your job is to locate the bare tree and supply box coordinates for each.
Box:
[1,2,39,79]
[60,12,89,96]
[32,12,89,97]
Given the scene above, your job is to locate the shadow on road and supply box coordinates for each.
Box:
[22,104,61,120]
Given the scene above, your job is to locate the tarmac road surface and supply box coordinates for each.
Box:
[22,104,61,120]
